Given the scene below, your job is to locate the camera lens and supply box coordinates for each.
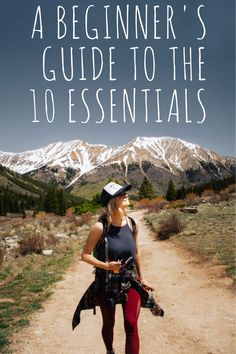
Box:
[106,298,115,307]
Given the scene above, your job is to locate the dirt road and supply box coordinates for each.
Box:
[11,210,235,354]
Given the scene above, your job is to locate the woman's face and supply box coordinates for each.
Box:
[115,192,130,209]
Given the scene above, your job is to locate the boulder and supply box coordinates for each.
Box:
[180,207,199,214]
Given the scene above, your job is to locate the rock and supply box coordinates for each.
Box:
[2,236,19,249]
[42,249,53,256]
[55,233,66,239]
[70,234,77,240]
[181,230,197,236]
[180,207,199,214]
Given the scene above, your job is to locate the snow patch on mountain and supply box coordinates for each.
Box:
[0,137,234,187]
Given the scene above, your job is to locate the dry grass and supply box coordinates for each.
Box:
[78,212,93,226]
[66,213,80,227]
[185,193,201,206]
[46,233,60,247]
[135,197,168,213]
[0,213,94,353]
[0,212,94,264]
[0,246,4,266]
[166,200,186,209]
[225,184,236,194]
[202,189,215,197]
[144,199,236,282]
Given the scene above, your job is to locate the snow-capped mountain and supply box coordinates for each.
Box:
[0,137,235,193]
[0,140,114,175]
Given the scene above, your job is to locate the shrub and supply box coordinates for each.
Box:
[225,184,236,194]
[66,207,74,218]
[67,213,80,227]
[157,213,184,240]
[154,196,165,203]
[209,194,221,203]
[185,193,201,206]
[217,184,236,201]
[135,197,167,212]
[78,212,93,226]
[135,198,151,208]
[34,211,47,220]
[202,189,215,197]
[219,191,230,201]
[147,201,167,213]
[147,203,161,213]
[68,223,79,233]
[41,219,53,231]
[148,197,167,212]
[51,217,63,229]
[75,199,101,215]
[46,233,60,247]
[18,233,44,255]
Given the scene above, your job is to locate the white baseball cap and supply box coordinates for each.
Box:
[100,182,132,207]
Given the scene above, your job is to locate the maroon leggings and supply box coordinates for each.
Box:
[98,288,141,354]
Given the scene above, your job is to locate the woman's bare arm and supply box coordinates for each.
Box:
[81,222,121,273]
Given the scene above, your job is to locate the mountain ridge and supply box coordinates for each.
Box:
[0,137,235,196]
[0,136,234,159]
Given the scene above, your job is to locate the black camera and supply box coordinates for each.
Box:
[105,272,131,306]
[104,258,134,307]
[119,257,134,273]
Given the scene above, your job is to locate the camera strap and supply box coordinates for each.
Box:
[102,221,110,285]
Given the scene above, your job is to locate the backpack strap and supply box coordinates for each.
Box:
[95,214,136,259]
[95,214,109,262]
[127,216,137,234]
[96,215,110,285]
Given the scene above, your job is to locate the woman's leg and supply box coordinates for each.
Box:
[122,288,141,354]
[98,290,116,351]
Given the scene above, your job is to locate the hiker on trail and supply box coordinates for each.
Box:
[72,182,164,354]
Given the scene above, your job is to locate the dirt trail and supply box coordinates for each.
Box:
[11,210,235,354]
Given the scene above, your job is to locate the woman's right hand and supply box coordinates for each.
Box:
[107,260,122,273]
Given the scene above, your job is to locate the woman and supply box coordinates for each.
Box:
[80,182,154,354]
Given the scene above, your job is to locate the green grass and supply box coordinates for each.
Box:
[0,267,13,281]
[145,200,236,283]
[72,180,107,200]
[0,234,88,353]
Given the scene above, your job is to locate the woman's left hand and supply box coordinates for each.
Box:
[140,278,155,291]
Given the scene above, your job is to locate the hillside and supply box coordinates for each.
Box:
[0,165,86,216]
[0,164,46,197]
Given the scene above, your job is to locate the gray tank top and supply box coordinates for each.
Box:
[106,222,136,262]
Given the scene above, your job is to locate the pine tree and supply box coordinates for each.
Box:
[3,193,10,214]
[19,201,25,215]
[0,196,4,216]
[176,185,187,200]
[91,193,102,207]
[166,180,177,201]
[57,189,67,216]
[44,187,58,214]
[139,176,155,199]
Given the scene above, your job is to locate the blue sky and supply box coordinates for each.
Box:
[0,0,235,156]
